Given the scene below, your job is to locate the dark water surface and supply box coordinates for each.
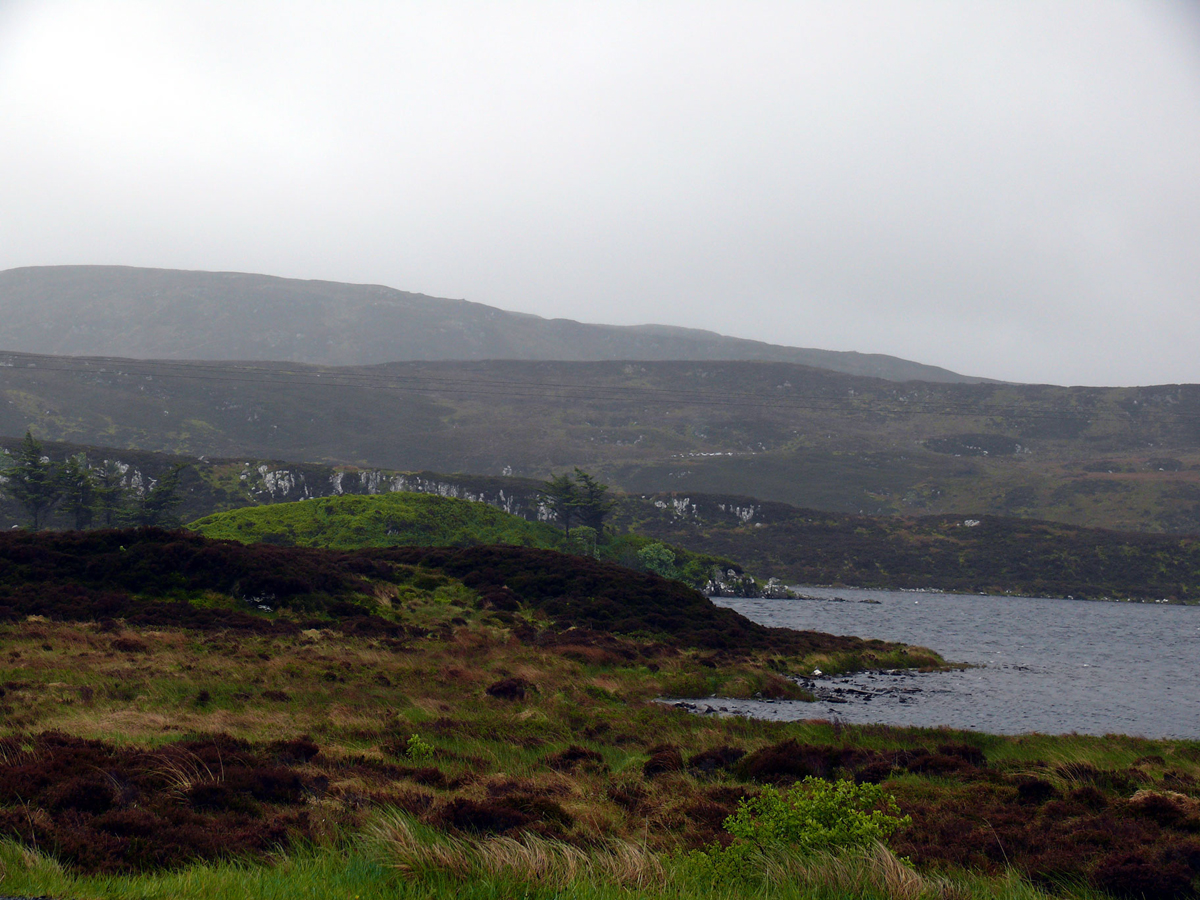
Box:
[707,589,1200,739]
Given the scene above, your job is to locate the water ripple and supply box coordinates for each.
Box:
[708,589,1200,738]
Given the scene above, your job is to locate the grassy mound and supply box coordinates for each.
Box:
[374,544,925,661]
[187,492,737,592]
[188,492,565,550]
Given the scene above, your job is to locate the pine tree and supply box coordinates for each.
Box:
[93,460,128,527]
[538,468,615,537]
[3,432,61,530]
[59,454,96,530]
[539,471,580,535]
[570,468,615,534]
[131,463,187,528]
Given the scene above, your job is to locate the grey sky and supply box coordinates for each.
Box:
[1,1,1198,386]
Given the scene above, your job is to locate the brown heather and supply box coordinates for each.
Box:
[0,530,1198,898]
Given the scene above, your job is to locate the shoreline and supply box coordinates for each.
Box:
[781,583,1199,606]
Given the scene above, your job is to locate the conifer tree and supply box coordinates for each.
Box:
[539,471,580,535]
[131,463,187,528]
[571,467,615,534]
[93,459,128,527]
[539,468,615,537]
[59,454,96,530]
[3,432,61,530]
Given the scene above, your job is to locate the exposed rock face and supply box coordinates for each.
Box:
[0,434,552,533]
[704,570,795,599]
[245,465,546,518]
[653,495,762,525]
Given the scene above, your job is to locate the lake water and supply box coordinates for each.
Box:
[701,589,1200,739]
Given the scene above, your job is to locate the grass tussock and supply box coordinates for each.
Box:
[370,812,667,890]
[370,816,958,900]
[748,842,937,900]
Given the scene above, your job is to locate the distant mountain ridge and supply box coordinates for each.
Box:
[0,265,981,383]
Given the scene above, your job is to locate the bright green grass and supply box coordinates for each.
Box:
[188,492,567,551]
[0,838,1084,900]
[187,491,736,591]
[0,842,437,900]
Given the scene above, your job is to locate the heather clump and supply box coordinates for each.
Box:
[0,732,319,873]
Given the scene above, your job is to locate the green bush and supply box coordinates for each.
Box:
[405,734,435,761]
[688,777,910,881]
[568,525,599,558]
[726,777,908,850]
[599,533,734,589]
[637,542,677,578]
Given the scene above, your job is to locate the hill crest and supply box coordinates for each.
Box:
[0,265,981,383]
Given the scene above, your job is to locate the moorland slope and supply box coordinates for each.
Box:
[2,354,1199,532]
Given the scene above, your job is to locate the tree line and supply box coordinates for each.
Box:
[1,432,186,531]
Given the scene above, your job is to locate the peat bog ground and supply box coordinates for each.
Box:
[1,529,1198,899]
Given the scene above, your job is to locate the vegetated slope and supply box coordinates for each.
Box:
[0,265,975,382]
[186,492,734,591]
[373,544,875,656]
[188,492,565,550]
[0,528,911,660]
[614,495,1200,602]
[5,436,1200,601]
[0,537,1197,900]
[0,528,931,879]
[2,634,1197,898]
[2,355,1200,532]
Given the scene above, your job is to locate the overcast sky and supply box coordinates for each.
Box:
[1,1,1198,386]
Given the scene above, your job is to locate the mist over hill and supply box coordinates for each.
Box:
[0,265,981,383]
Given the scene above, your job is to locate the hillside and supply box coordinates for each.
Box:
[4,438,1200,601]
[0,265,977,382]
[614,497,1200,602]
[1,354,1199,533]
[0,527,910,665]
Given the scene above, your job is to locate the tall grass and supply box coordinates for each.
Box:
[368,811,666,890]
[0,826,1116,900]
[0,841,398,900]
[362,816,1073,900]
